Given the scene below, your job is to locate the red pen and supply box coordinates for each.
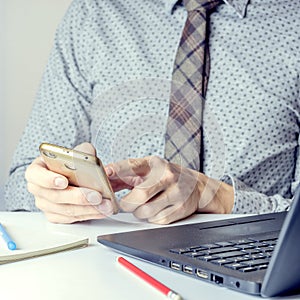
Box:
[117,256,183,300]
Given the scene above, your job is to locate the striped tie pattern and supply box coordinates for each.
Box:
[165,0,221,170]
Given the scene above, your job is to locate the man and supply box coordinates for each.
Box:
[5,0,300,224]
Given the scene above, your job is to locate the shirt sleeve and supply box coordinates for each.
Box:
[222,125,300,214]
[4,0,94,211]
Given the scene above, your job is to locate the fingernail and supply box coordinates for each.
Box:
[96,201,113,216]
[54,177,67,188]
[105,167,114,177]
[87,191,102,205]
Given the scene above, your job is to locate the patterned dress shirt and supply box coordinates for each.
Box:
[5,0,300,214]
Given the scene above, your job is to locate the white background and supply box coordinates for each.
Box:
[0,0,72,209]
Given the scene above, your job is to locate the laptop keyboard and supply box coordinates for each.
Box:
[170,236,278,273]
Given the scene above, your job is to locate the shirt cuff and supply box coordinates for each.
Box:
[220,174,292,214]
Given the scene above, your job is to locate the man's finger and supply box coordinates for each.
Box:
[133,186,177,219]
[107,157,151,179]
[25,157,68,189]
[28,185,103,206]
[119,175,166,212]
[74,142,96,155]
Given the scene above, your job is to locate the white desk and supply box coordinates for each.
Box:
[0,212,299,300]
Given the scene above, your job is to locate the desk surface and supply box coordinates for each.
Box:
[0,212,299,300]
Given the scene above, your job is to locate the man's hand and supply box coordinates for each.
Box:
[107,156,234,224]
[25,143,114,223]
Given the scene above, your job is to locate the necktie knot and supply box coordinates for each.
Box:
[183,0,222,12]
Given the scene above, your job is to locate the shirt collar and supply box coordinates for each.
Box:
[164,0,250,18]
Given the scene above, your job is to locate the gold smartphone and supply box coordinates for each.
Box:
[39,143,119,214]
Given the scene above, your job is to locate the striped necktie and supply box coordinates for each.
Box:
[165,0,221,170]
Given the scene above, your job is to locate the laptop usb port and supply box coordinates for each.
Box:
[211,274,224,285]
[170,262,181,271]
[196,269,209,279]
[183,265,193,275]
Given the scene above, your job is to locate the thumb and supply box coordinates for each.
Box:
[74,142,96,156]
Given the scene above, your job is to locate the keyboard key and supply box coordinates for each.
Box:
[215,241,234,247]
[198,255,218,261]
[184,252,206,258]
[229,239,253,245]
[247,253,266,260]
[224,262,245,270]
[200,243,222,249]
[266,240,277,246]
[241,248,261,255]
[217,251,247,259]
[211,258,233,265]
[239,266,257,273]
[188,246,207,252]
[258,264,269,270]
[261,237,278,242]
[262,246,274,252]
[233,256,252,263]
[235,244,256,250]
[170,248,192,254]
[241,258,270,267]
[205,246,239,255]
[264,252,273,258]
[249,236,278,242]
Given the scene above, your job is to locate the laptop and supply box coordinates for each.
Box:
[97,185,300,297]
